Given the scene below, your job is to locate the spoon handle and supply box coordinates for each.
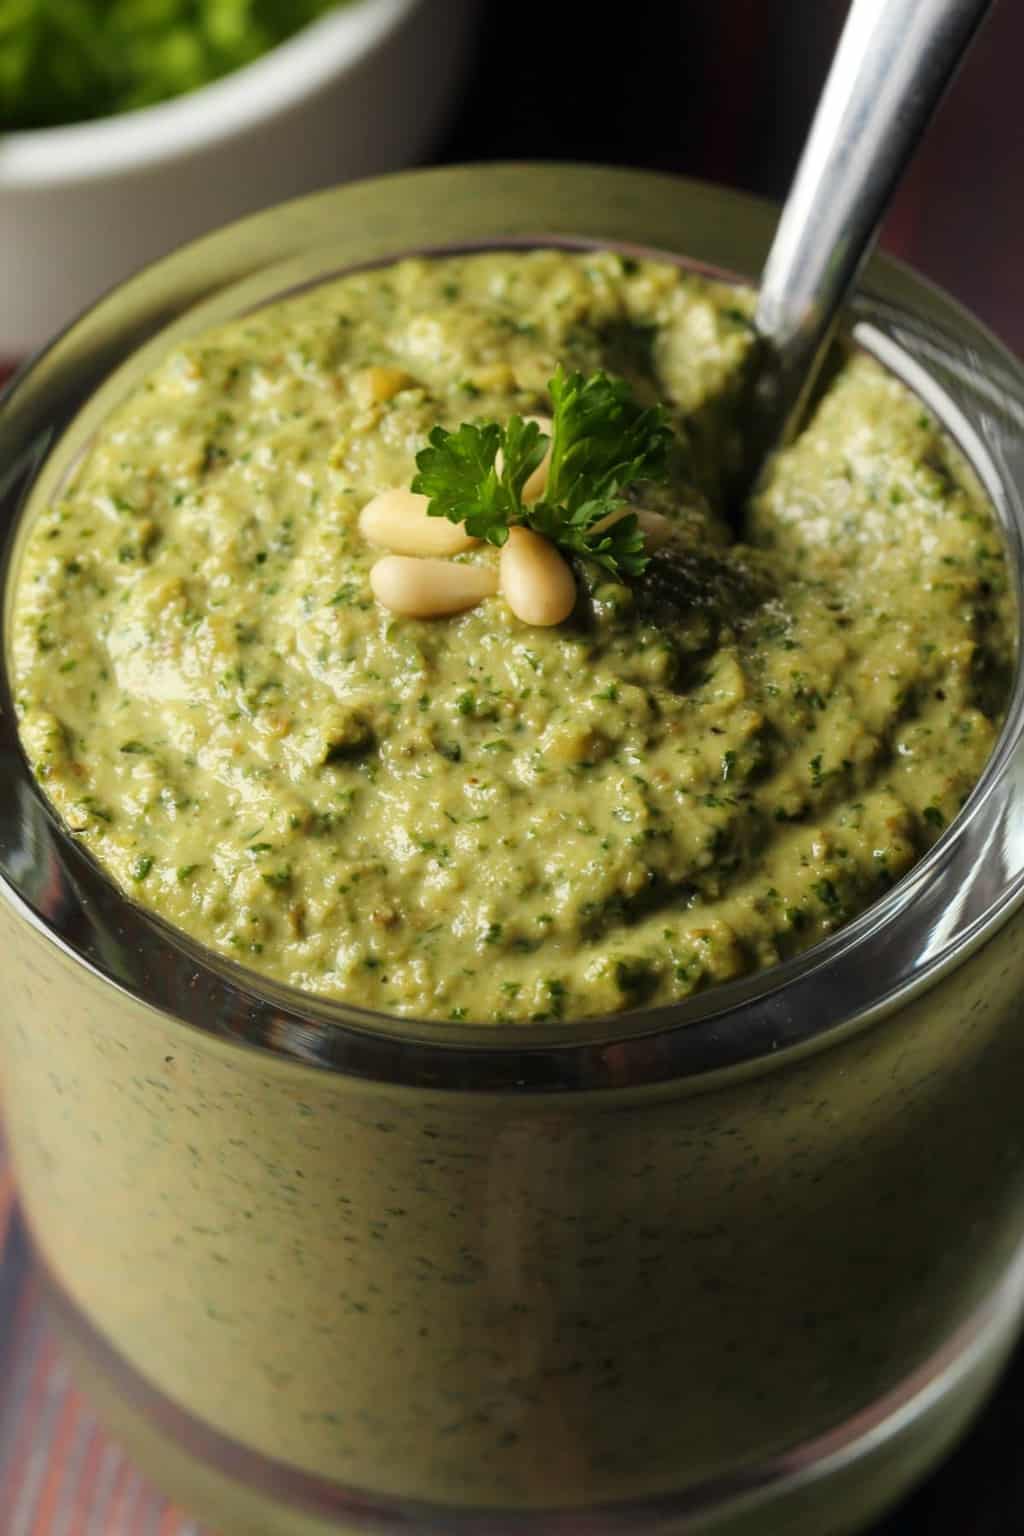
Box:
[754,0,994,447]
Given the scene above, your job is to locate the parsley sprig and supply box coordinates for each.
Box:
[411,367,672,577]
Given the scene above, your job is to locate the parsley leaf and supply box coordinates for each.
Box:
[527,496,648,577]
[545,367,671,510]
[411,367,672,578]
[412,418,546,545]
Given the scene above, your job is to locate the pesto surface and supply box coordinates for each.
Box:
[11,251,1014,1022]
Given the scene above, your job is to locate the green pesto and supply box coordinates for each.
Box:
[11,250,1014,1023]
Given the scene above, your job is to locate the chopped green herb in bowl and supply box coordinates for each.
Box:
[1,0,353,130]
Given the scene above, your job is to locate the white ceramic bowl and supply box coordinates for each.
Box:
[0,0,476,359]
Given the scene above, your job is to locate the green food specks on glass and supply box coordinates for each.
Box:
[10,250,1014,1022]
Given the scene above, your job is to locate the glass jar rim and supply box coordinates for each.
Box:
[2,163,1022,1093]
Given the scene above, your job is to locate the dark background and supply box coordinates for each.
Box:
[432,3,1024,1531]
[435,0,1024,357]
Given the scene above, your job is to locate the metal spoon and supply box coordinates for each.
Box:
[752,0,996,467]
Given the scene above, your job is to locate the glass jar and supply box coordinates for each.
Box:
[1,164,1023,1536]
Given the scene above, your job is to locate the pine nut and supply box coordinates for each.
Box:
[589,504,675,550]
[370,556,498,618]
[499,527,576,627]
[353,365,416,406]
[495,414,552,504]
[588,506,628,537]
[359,488,478,557]
[635,508,674,550]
